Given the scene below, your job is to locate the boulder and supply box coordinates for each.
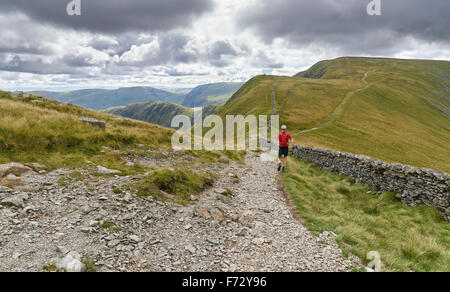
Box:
[25,163,46,170]
[56,252,87,272]
[0,186,12,194]
[97,166,121,175]
[0,163,32,178]
[1,194,27,208]
[210,207,225,221]
[0,174,25,186]
[11,91,24,98]
[79,117,106,129]
[0,186,12,200]
[194,207,211,219]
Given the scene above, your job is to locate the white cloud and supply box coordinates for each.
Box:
[0,0,448,90]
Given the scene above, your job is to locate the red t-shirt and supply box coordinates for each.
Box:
[278,132,292,147]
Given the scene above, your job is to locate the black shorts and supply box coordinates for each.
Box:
[279,147,289,158]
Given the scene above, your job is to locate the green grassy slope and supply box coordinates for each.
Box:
[104,101,194,128]
[0,91,240,204]
[104,101,221,128]
[218,57,450,172]
[282,157,450,272]
[0,91,174,170]
[182,82,243,108]
[31,87,186,110]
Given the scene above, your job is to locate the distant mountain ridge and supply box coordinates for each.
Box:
[182,82,243,107]
[30,87,185,110]
[31,82,243,111]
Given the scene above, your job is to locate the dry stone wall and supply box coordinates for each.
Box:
[292,145,450,220]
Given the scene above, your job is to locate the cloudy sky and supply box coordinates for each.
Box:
[0,0,449,91]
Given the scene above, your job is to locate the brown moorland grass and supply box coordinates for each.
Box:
[0,91,173,171]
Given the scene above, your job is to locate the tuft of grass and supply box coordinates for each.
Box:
[81,259,97,272]
[223,150,246,163]
[281,157,450,272]
[221,188,233,197]
[69,171,88,181]
[336,186,351,195]
[42,264,62,272]
[112,188,123,194]
[137,168,214,205]
[57,177,69,187]
[101,220,119,232]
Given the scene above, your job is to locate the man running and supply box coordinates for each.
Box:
[276,125,294,172]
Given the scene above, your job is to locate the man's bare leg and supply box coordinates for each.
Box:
[283,156,288,167]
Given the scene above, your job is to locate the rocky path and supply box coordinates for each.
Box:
[203,153,361,271]
[270,78,283,116]
[269,78,283,131]
[0,152,361,272]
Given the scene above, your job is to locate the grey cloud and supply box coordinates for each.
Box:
[62,53,97,67]
[0,14,56,56]
[88,37,118,52]
[210,41,238,57]
[0,54,87,75]
[0,44,48,55]
[251,51,284,69]
[117,34,199,67]
[206,41,243,68]
[165,68,209,77]
[239,0,450,54]
[0,0,214,34]
[107,35,154,57]
[158,34,198,64]
[208,58,232,68]
[116,35,246,69]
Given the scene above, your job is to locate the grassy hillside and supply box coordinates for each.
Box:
[282,157,450,272]
[105,101,193,128]
[218,57,450,172]
[104,101,221,128]
[182,82,243,108]
[0,91,175,170]
[31,87,185,110]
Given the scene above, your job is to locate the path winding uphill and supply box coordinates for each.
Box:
[294,72,370,135]
[210,153,362,271]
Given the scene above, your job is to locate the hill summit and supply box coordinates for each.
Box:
[217,57,450,172]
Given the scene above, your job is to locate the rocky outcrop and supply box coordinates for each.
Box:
[79,117,106,129]
[10,91,29,98]
[0,163,32,178]
[292,145,450,220]
[0,193,28,208]
[96,166,121,175]
[56,252,87,272]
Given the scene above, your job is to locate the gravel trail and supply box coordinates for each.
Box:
[0,152,361,272]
